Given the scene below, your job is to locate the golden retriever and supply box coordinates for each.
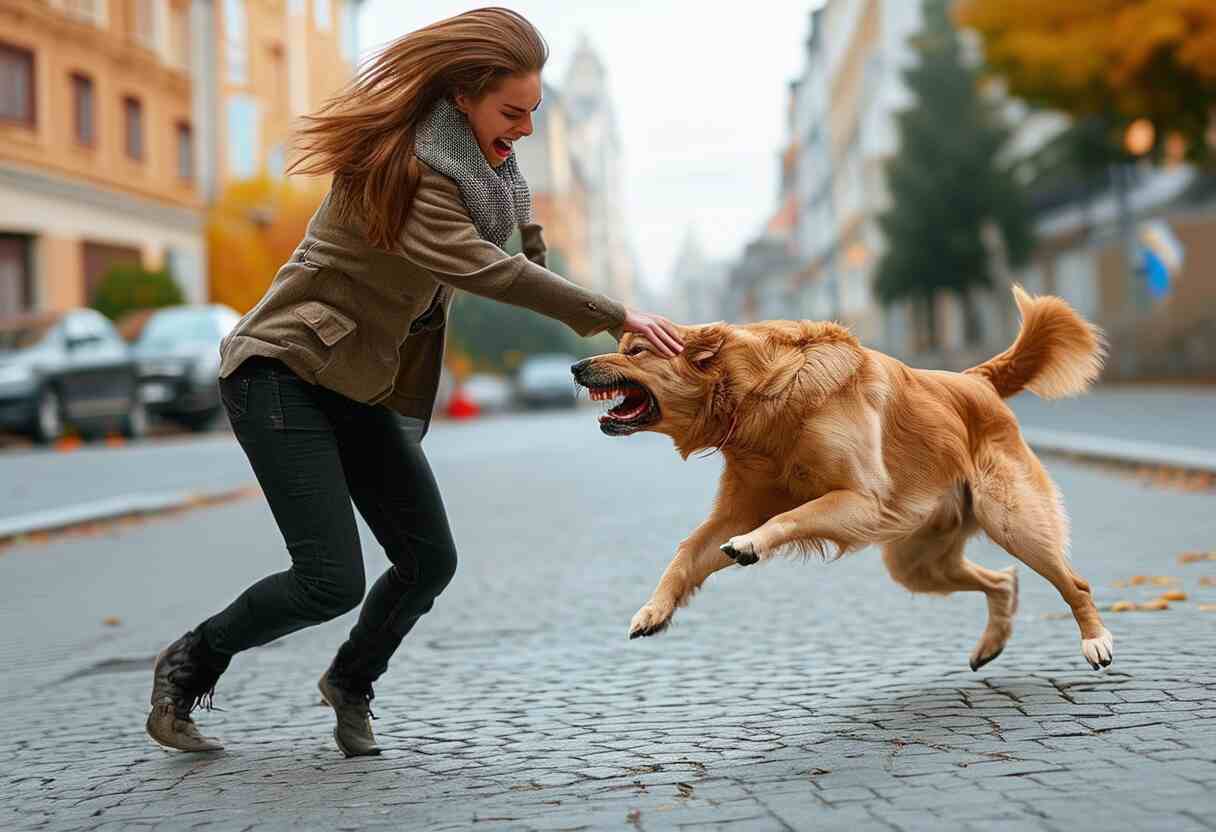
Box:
[571,286,1113,671]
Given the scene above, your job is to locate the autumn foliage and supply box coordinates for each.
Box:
[956,0,1216,161]
[206,177,329,313]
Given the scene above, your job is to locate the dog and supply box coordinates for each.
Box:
[571,286,1113,671]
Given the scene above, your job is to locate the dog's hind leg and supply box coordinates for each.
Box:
[971,443,1113,670]
[882,526,1019,671]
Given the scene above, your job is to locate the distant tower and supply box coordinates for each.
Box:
[562,34,635,306]
[670,228,729,324]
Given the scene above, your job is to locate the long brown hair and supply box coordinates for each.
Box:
[287,7,548,251]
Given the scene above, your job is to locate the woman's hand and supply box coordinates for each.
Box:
[621,309,684,358]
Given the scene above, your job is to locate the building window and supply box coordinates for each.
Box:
[225,0,248,84]
[0,43,35,126]
[123,96,144,160]
[53,0,108,26]
[168,4,190,71]
[177,122,193,180]
[314,0,331,31]
[130,0,158,51]
[0,235,34,317]
[226,94,260,179]
[340,0,359,64]
[266,142,285,178]
[71,73,95,145]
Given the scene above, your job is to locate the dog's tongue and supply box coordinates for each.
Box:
[604,391,648,421]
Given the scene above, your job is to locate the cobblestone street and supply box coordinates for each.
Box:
[3,410,1216,830]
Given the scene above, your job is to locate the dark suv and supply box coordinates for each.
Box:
[0,309,147,443]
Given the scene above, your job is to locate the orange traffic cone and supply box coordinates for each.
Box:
[446,387,480,420]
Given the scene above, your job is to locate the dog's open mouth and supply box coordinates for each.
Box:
[585,380,660,435]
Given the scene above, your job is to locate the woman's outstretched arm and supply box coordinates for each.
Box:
[398,168,682,355]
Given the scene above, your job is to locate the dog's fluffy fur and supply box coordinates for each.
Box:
[573,286,1113,671]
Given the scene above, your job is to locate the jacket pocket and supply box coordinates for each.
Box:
[293,301,356,347]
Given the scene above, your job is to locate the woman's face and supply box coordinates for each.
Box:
[455,72,542,168]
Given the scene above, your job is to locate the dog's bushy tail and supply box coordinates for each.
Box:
[965,285,1105,399]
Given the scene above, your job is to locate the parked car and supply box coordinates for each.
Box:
[130,304,241,431]
[461,373,515,413]
[514,353,580,409]
[0,309,147,443]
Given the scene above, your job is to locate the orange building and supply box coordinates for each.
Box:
[0,0,361,317]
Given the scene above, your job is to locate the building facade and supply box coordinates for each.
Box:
[562,35,635,306]
[511,82,593,289]
[203,0,361,199]
[1,0,204,314]
[0,0,360,318]
[799,0,923,348]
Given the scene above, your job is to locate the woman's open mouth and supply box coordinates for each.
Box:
[585,379,660,436]
[492,138,513,159]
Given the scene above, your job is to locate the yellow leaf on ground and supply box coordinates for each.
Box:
[102,616,121,626]
[1151,576,1179,586]
[1159,591,1188,602]
[1137,598,1171,611]
[1199,604,1216,612]
[1110,600,1136,612]
[1129,575,1149,586]
[1179,551,1216,564]
[1111,579,1128,588]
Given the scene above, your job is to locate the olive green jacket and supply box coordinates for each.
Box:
[218,161,626,431]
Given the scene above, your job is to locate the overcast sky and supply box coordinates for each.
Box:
[358,1,820,296]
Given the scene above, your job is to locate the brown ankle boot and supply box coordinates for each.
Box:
[145,628,230,752]
[318,667,380,758]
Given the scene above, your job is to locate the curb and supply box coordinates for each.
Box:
[1023,427,1216,475]
[0,486,255,544]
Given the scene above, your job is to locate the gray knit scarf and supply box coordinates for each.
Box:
[414,97,532,248]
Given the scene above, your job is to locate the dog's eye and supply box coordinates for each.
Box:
[626,345,649,357]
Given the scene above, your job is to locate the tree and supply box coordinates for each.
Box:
[206,176,328,313]
[875,0,1033,349]
[956,0,1216,164]
[91,263,184,321]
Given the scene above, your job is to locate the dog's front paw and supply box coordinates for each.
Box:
[721,536,760,566]
[1081,627,1114,671]
[629,599,674,639]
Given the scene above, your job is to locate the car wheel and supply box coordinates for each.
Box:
[32,387,64,444]
[122,390,149,439]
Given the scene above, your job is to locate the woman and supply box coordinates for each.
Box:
[145,7,682,758]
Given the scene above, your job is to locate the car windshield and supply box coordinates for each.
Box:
[519,358,575,385]
[137,309,224,346]
[0,320,54,352]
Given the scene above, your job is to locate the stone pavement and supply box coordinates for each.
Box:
[2,411,1216,831]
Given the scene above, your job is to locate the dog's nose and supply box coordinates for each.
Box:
[570,358,592,377]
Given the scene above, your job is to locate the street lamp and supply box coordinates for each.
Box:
[1124,119,1154,157]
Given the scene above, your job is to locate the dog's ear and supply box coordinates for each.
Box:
[686,323,727,371]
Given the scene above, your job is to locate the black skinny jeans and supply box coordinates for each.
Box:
[200,356,457,687]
